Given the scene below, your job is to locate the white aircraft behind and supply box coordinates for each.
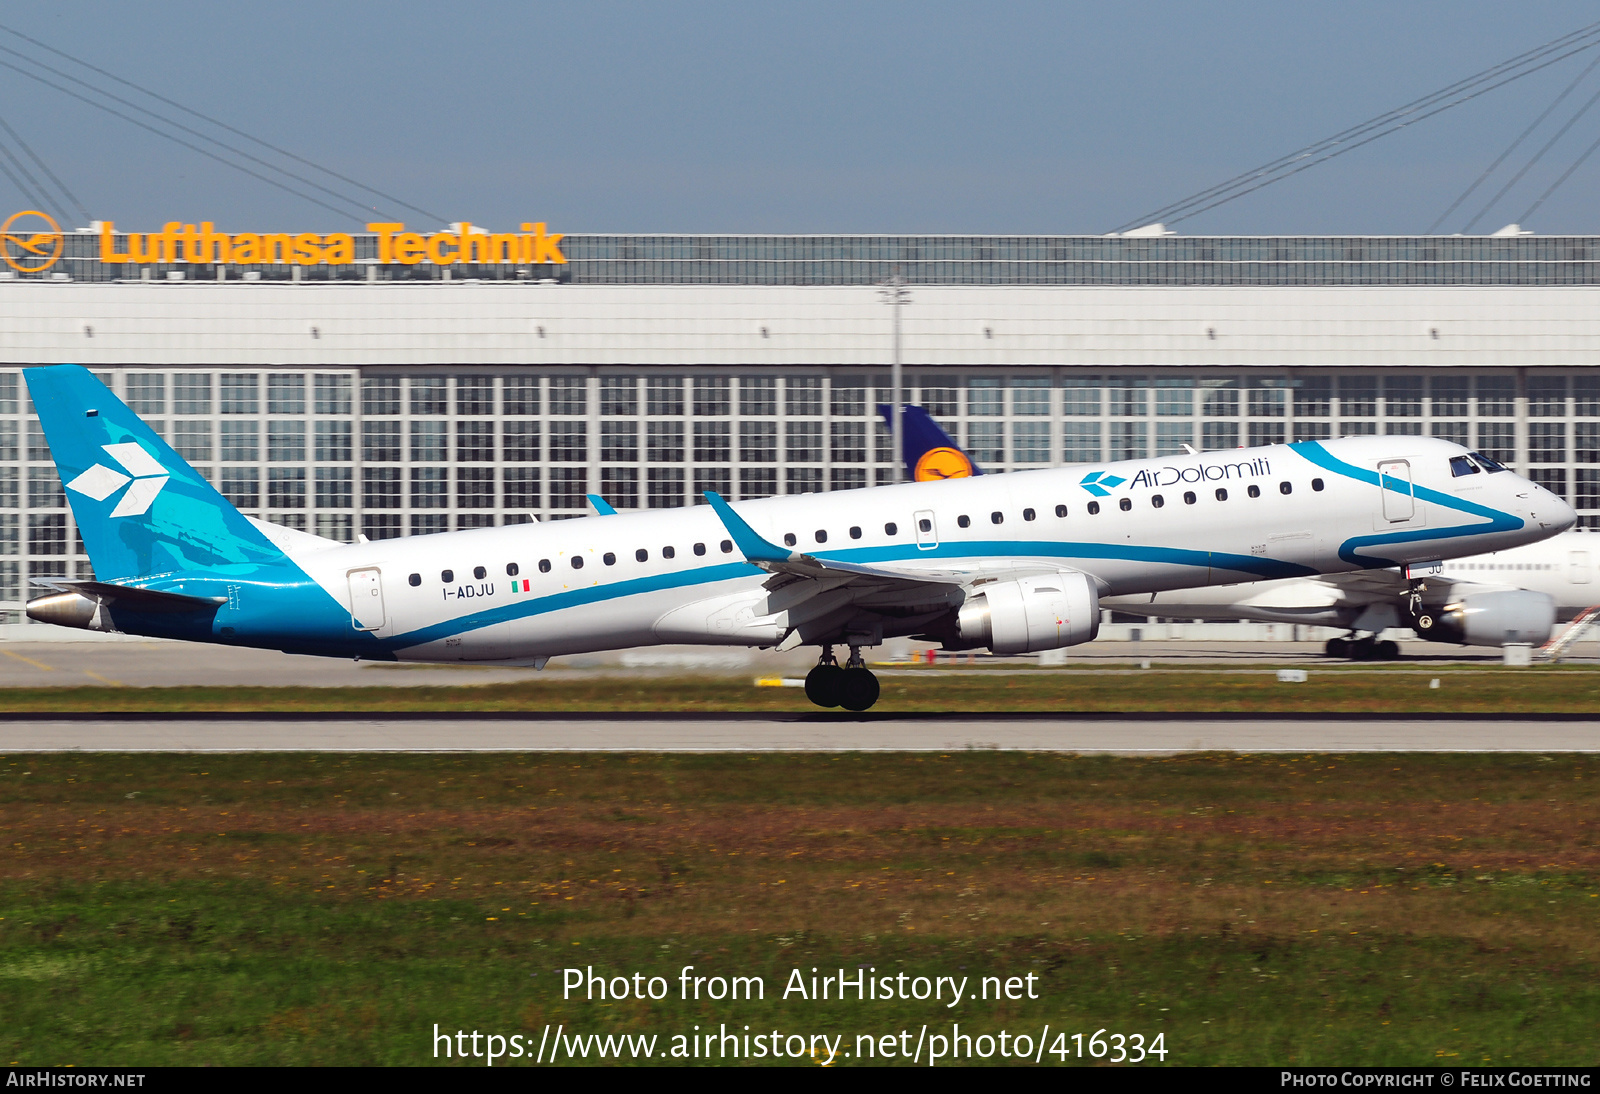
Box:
[23,366,1575,708]
[1102,528,1600,660]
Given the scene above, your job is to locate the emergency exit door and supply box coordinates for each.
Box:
[347,568,386,632]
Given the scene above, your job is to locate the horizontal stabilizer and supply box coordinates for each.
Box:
[67,581,226,611]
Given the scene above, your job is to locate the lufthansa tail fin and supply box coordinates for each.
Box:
[26,365,285,581]
[877,404,983,481]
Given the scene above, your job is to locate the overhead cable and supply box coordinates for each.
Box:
[1517,126,1600,223]
[1462,81,1600,232]
[0,22,444,225]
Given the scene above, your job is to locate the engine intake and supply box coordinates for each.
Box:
[1420,589,1555,647]
[956,572,1100,654]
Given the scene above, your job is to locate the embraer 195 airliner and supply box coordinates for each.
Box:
[24,366,1575,710]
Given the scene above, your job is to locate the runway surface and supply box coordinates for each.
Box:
[2,714,1596,752]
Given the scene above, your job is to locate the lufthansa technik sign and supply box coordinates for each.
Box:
[92,220,565,266]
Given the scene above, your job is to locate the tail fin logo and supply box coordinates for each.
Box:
[65,442,170,518]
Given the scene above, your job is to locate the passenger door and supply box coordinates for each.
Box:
[1376,459,1419,527]
[1570,550,1592,585]
[347,567,387,633]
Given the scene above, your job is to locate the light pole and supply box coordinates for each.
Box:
[878,271,911,482]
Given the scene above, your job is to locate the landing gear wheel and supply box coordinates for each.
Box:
[805,664,844,708]
[836,667,880,712]
[1325,637,1350,658]
[1349,637,1377,661]
[1415,615,1434,631]
[1376,640,1400,660]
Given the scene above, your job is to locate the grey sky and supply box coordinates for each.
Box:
[3,1,1600,235]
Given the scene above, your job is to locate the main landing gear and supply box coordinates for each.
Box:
[804,645,881,711]
[1324,634,1400,661]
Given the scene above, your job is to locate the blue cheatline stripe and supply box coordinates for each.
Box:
[383,538,1316,651]
[1289,441,1524,568]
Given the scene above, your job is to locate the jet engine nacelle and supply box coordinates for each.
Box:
[956,571,1100,655]
[1418,589,1556,647]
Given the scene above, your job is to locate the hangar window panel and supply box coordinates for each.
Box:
[1154,378,1193,416]
[1295,376,1331,417]
[457,467,495,509]
[362,514,402,541]
[1061,378,1101,416]
[918,378,958,417]
[125,374,165,416]
[362,469,401,509]
[0,422,15,463]
[739,377,776,416]
[362,421,400,462]
[1430,376,1469,416]
[1384,422,1421,437]
[785,421,822,462]
[601,421,639,462]
[1202,421,1238,450]
[740,468,777,499]
[1295,422,1332,441]
[267,374,305,415]
[221,468,260,509]
[1576,469,1600,510]
[831,468,866,491]
[786,468,823,494]
[0,514,14,555]
[27,467,63,509]
[1383,376,1422,417]
[0,374,14,414]
[694,468,730,500]
[1012,378,1051,416]
[361,377,400,416]
[410,467,449,508]
[503,421,539,462]
[1200,380,1238,417]
[549,377,587,416]
[457,375,495,416]
[1338,376,1377,417]
[785,377,822,417]
[601,468,639,509]
[220,374,258,414]
[1430,421,1469,447]
[1529,423,1567,463]
[314,374,351,415]
[314,421,350,462]
[268,468,306,508]
[412,515,448,536]
[1476,376,1515,417]
[1108,422,1147,461]
[1574,375,1600,416]
[504,376,539,416]
[601,377,638,416]
[694,421,730,462]
[1340,421,1377,436]
[410,377,448,416]
[648,421,685,462]
[1575,423,1600,463]
[220,421,259,462]
[1248,380,1287,417]
[314,467,352,509]
[1528,376,1568,417]
[648,468,685,508]
[1154,421,1194,456]
[967,378,1003,417]
[1106,379,1149,418]
[646,377,685,416]
[831,379,866,417]
[548,467,587,509]
[1062,422,1102,463]
[548,422,587,462]
[967,421,1004,464]
[1531,468,1568,500]
[25,422,47,462]
[830,421,866,463]
[174,374,212,415]
[267,421,305,462]
[1249,422,1286,446]
[0,559,15,600]
[1014,421,1050,462]
[410,421,448,463]
[0,468,16,509]
[693,377,730,416]
[316,515,353,542]
[28,513,65,555]
[504,467,540,510]
[1476,422,1515,464]
[456,421,495,462]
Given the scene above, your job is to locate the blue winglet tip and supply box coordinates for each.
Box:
[586,493,618,516]
[703,491,788,562]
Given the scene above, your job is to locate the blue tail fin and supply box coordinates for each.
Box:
[877,404,983,481]
[26,365,285,581]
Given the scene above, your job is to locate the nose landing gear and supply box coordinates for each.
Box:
[803,644,880,711]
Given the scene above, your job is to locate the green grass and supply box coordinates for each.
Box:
[2,752,1596,1066]
[3,664,1600,712]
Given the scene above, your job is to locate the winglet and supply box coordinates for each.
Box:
[703,491,791,563]
[586,493,618,516]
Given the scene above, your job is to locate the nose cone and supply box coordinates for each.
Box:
[1530,480,1577,534]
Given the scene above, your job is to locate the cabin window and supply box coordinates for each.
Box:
[814,530,827,544]
[571,556,584,569]
[1151,495,1164,508]
[636,548,648,562]
[663,546,676,559]
[1279,481,1292,495]
[1312,478,1325,491]
[1055,504,1068,517]
[990,511,1003,524]
[1247,485,1261,498]
[1118,498,1132,511]
[1183,491,1196,505]
[957,515,971,528]
[885,522,898,535]
[918,518,932,533]
[538,559,551,573]
[783,533,797,547]
[441,569,454,583]
[603,552,616,566]
[408,573,421,587]
[720,539,733,553]
[1215,488,1228,501]
[506,562,519,577]
[473,566,486,580]
[1023,508,1036,521]
[693,542,706,556]
[849,526,862,539]
[1087,501,1100,515]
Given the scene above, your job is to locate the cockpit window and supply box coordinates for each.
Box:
[1469,451,1509,473]
[1449,455,1480,477]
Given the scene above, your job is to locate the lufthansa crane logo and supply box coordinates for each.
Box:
[913,446,975,481]
[65,442,170,518]
[2,210,64,273]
